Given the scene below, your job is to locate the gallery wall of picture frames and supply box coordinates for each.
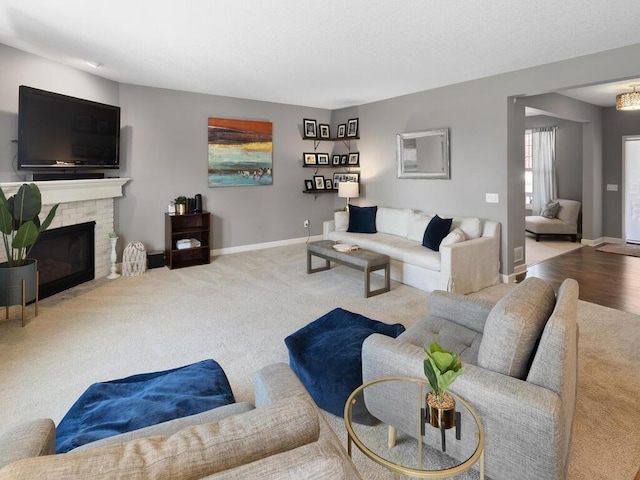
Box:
[301,118,360,197]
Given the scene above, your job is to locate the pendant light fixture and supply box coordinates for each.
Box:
[616,84,640,111]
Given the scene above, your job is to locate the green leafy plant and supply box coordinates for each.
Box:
[423,342,463,403]
[0,183,59,267]
[174,196,187,205]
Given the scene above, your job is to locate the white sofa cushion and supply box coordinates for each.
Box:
[406,211,433,242]
[376,207,411,237]
[451,217,482,239]
[441,227,466,246]
[334,211,349,232]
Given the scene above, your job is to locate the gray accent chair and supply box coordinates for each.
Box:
[525,199,581,242]
[362,277,579,480]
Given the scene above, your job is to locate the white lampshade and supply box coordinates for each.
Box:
[338,182,359,199]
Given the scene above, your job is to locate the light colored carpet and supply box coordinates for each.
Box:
[0,243,638,479]
[525,234,583,266]
[596,242,640,258]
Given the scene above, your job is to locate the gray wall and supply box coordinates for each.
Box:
[0,44,119,181]
[118,84,333,251]
[602,107,640,238]
[525,115,583,205]
[334,45,640,276]
[4,40,640,275]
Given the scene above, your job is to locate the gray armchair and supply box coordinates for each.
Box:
[362,277,578,480]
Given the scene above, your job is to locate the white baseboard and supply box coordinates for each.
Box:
[581,237,602,247]
[502,262,527,284]
[602,236,623,245]
[211,235,323,256]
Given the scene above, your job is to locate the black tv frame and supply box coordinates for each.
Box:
[18,85,121,171]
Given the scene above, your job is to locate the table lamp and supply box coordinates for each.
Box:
[338,181,359,211]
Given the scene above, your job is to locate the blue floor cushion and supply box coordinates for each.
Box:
[285,308,405,423]
[55,359,235,453]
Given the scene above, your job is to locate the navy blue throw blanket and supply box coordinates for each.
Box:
[55,359,235,453]
[285,308,405,421]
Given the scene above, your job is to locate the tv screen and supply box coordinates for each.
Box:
[18,86,120,170]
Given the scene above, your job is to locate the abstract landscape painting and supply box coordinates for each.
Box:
[208,118,273,187]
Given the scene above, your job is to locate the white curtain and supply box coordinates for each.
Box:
[531,127,557,215]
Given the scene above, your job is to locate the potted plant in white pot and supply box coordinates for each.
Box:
[423,342,463,430]
[0,183,59,319]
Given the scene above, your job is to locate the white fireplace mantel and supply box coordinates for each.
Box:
[0,178,130,205]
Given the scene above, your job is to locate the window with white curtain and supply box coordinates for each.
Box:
[524,130,533,206]
[526,127,557,215]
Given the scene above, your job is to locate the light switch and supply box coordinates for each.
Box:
[485,193,499,203]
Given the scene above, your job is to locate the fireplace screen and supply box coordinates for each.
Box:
[29,221,96,299]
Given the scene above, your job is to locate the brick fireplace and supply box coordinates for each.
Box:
[0,178,129,287]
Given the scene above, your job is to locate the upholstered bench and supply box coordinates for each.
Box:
[285,308,405,424]
[55,359,235,453]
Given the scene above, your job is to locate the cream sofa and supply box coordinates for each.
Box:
[525,199,581,242]
[0,363,362,480]
[323,207,501,294]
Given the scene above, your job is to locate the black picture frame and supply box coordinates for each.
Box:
[347,118,359,138]
[317,153,330,165]
[303,152,317,165]
[303,119,317,139]
[319,124,330,139]
[337,124,346,138]
[325,179,333,190]
[332,154,341,165]
[348,152,360,166]
[340,154,348,165]
[313,175,325,190]
[304,179,314,191]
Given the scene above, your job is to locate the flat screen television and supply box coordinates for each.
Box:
[18,86,120,170]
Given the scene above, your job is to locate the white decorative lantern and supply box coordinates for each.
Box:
[122,242,147,277]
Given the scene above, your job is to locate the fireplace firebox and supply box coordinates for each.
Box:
[29,222,96,299]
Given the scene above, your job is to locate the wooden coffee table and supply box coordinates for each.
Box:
[306,240,390,298]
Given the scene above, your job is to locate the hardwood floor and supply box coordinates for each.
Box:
[525,246,640,316]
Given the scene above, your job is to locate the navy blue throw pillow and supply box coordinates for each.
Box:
[422,215,453,251]
[347,205,377,233]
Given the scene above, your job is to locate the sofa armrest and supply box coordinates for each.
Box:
[254,363,312,407]
[0,419,55,469]
[429,290,495,333]
[254,363,364,480]
[73,402,255,452]
[441,236,500,294]
[323,220,336,239]
[362,334,566,480]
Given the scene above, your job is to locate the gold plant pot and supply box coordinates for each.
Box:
[175,203,187,215]
[426,392,456,430]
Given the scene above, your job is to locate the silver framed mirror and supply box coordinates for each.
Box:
[396,128,450,179]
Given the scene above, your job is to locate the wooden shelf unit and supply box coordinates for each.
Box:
[164,212,211,269]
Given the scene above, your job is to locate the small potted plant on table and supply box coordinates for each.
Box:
[423,342,463,430]
[174,196,187,215]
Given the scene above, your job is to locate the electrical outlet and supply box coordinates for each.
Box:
[303,219,309,228]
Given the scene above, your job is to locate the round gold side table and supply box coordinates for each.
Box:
[344,376,484,479]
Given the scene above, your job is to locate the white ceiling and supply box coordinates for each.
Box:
[560,78,640,107]
[1,0,640,109]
